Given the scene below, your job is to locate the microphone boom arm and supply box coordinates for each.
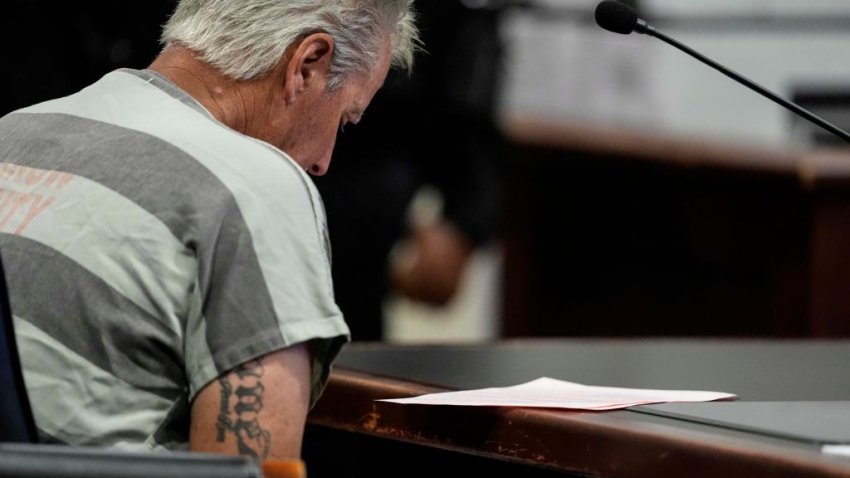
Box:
[642,26,850,144]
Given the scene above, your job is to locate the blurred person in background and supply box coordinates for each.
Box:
[314,0,507,341]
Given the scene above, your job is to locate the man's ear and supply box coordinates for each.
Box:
[282,33,335,104]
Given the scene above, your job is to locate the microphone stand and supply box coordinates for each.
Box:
[640,25,850,145]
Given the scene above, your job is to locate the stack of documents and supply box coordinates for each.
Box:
[378,377,736,411]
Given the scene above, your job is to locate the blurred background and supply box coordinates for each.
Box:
[506,0,850,146]
[3,0,850,343]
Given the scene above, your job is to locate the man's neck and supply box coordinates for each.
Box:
[148,46,263,134]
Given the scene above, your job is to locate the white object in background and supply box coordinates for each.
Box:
[500,11,671,132]
[642,0,850,17]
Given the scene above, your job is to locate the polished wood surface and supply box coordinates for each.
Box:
[504,117,850,181]
[305,340,850,477]
[499,118,850,338]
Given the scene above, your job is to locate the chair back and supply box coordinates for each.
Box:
[0,444,271,478]
[0,253,38,443]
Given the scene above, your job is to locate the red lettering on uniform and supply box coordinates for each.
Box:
[24,167,48,186]
[0,193,30,229]
[15,195,55,235]
[43,171,73,190]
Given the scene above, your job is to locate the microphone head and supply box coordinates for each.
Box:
[595,1,639,35]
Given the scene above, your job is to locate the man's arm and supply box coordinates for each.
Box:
[189,344,312,459]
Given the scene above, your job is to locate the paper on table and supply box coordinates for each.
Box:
[822,445,850,457]
[377,377,737,411]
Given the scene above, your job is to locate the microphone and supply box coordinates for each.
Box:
[594,0,850,145]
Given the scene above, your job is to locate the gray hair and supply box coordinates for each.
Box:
[162,0,419,90]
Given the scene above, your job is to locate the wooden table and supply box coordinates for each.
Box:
[500,118,850,337]
[304,339,850,477]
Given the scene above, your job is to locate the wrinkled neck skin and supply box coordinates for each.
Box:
[148,45,290,145]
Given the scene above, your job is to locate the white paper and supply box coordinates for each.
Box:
[377,377,737,410]
[822,445,850,457]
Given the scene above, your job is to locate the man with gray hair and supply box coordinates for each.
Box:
[0,0,417,460]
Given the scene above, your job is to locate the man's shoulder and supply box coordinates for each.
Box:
[7,69,309,188]
[0,71,316,213]
[11,69,210,135]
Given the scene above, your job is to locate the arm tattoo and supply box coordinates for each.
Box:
[215,359,271,458]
